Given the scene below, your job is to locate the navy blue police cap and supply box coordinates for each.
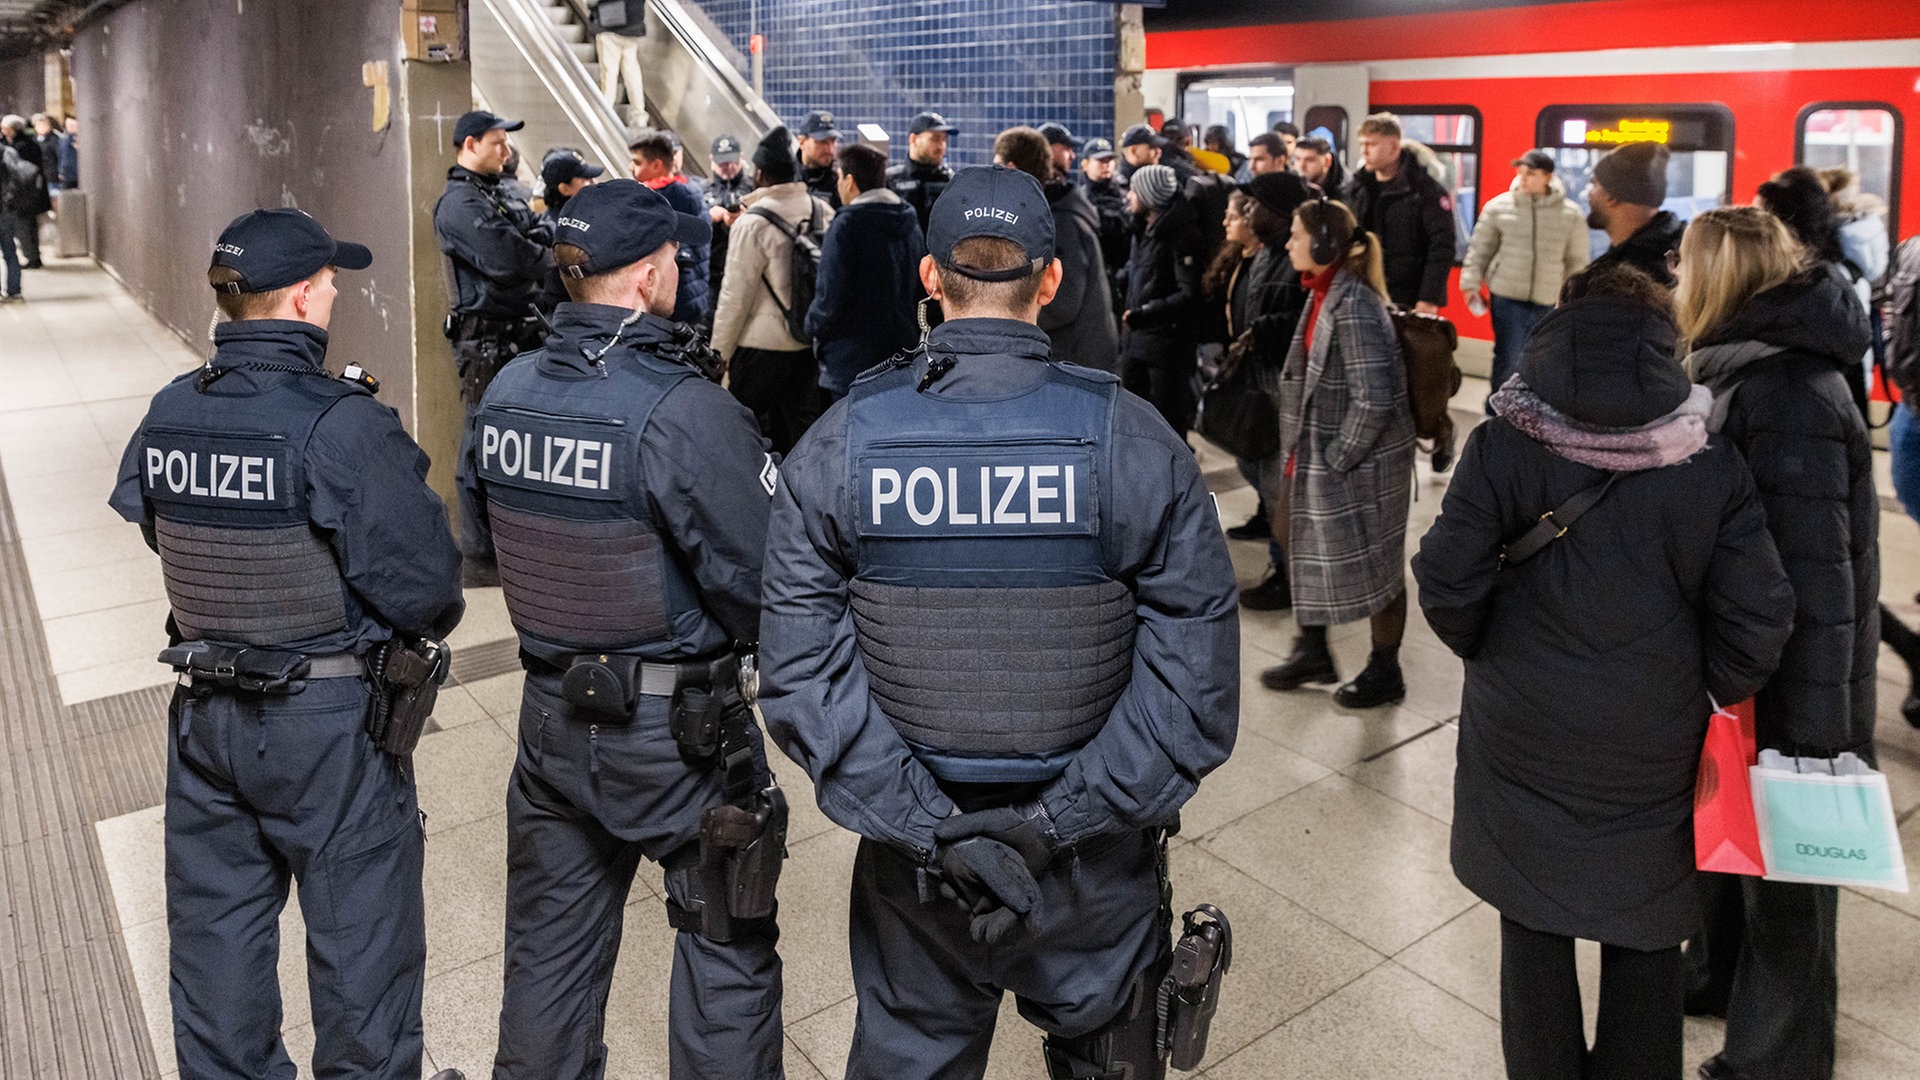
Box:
[798,110,842,141]
[1037,122,1076,147]
[541,148,605,191]
[909,111,958,136]
[1081,137,1115,161]
[925,165,1054,282]
[1120,123,1163,149]
[551,179,711,279]
[209,208,372,295]
[452,110,523,148]
[711,134,743,163]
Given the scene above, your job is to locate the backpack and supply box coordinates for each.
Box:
[1389,307,1462,446]
[1886,236,1920,401]
[747,198,829,344]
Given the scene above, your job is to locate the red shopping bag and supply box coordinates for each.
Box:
[1695,699,1766,876]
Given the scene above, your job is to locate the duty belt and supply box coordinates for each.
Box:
[159,642,363,694]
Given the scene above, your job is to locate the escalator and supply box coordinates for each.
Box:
[468,0,779,182]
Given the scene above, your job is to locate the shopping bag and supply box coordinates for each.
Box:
[1695,699,1766,876]
[1750,751,1909,893]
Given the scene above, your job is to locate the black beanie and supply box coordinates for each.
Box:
[1517,296,1689,428]
[754,126,798,184]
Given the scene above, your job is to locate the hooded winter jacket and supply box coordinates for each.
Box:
[1565,211,1685,300]
[1686,268,1879,754]
[806,187,926,396]
[1415,295,1793,949]
[1460,175,1591,305]
[1341,145,1457,308]
[1039,179,1120,371]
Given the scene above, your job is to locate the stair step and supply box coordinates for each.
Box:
[570,41,598,61]
[540,5,570,25]
[555,22,586,43]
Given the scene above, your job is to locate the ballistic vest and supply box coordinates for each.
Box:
[137,370,359,650]
[474,345,705,663]
[845,357,1136,784]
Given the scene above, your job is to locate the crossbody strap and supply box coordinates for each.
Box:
[1501,471,1621,566]
[745,205,800,319]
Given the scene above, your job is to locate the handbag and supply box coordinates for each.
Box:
[1195,345,1279,461]
[1500,472,1621,565]
[1694,698,1766,876]
[1750,750,1909,892]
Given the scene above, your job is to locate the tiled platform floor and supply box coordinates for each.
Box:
[7,257,1920,1077]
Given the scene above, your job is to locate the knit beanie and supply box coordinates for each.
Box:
[1130,164,1179,212]
[753,126,798,184]
[1592,143,1670,209]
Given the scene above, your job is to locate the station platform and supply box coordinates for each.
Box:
[4,258,1919,1079]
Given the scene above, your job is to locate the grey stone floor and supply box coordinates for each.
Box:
[6,255,1920,1078]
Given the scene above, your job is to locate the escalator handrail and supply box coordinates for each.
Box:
[476,0,632,176]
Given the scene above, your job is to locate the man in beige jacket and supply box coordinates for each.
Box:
[712,124,835,453]
[1461,149,1590,409]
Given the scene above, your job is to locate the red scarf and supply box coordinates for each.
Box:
[643,174,689,190]
[1300,264,1339,349]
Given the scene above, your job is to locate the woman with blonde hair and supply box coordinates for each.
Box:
[1679,206,1877,1080]
[1260,197,1415,707]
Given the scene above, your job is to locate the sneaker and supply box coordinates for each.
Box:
[1225,514,1270,540]
[1905,692,1920,730]
[21,260,43,270]
[1697,1056,1744,1080]
[429,1071,467,1080]
[1239,570,1292,611]
[1259,636,1339,691]
[0,294,20,303]
[1333,652,1406,709]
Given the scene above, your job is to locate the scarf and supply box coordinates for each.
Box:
[1684,340,1787,432]
[1490,376,1713,471]
[643,173,690,191]
[1301,264,1338,349]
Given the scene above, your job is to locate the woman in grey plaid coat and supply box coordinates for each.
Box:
[1261,198,1416,708]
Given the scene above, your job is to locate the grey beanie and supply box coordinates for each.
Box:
[1130,164,1179,211]
[1592,143,1670,208]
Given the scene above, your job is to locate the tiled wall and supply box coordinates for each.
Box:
[699,0,1116,167]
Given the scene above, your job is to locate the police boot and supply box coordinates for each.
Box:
[1258,628,1336,691]
[1333,647,1406,709]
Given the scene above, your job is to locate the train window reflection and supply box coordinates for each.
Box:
[1797,104,1902,246]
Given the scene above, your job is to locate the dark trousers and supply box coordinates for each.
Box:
[1702,879,1840,1080]
[165,677,426,1080]
[451,320,545,560]
[1121,353,1196,442]
[1487,296,1552,412]
[12,208,40,265]
[0,210,19,295]
[728,346,822,456]
[493,673,784,1080]
[844,829,1170,1080]
[1499,917,1684,1080]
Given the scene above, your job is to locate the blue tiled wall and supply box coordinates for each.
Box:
[699,0,1116,168]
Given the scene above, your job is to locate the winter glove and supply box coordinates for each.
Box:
[934,804,1059,872]
[932,836,1042,945]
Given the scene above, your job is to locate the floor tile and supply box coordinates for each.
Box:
[1837,890,1920,1051]
[40,598,172,674]
[94,804,166,930]
[26,553,166,620]
[1178,727,1332,840]
[56,655,174,706]
[1342,718,1458,825]
[414,721,519,837]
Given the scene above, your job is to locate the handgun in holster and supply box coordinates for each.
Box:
[1161,904,1232,1071]
[688,655,789,938]
[159,642,311,695]
[366,638,450,756]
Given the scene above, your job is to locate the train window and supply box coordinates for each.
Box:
[1536,104,1735,260]
[1301,105,1348,159]
[1797,103,1902,246]
[1178,72,1292,153]
[1378,107,1482,260]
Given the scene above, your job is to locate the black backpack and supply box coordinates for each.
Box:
[1886,235,1920,400]
[747,198,829,343]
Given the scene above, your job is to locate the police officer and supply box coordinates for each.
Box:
[537,147,606,316]
[795,109,843,208]
[886,110,958,232]
[108,209,466,1080]
[758,166,1241,1080]
[457,179,786,1080]
[703,133,755,325]
[434,110,554,412]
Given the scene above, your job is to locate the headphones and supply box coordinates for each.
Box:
[1307,192,1340,267]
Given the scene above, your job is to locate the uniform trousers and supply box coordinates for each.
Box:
[492,672,785,1080]
[165,676,426,1080]
[844,827,1171,1080]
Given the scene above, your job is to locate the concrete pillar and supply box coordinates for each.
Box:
[397,57,472,516]
[1114,4,1146,140]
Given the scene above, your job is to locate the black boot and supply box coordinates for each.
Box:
[1226,513,1270,540]
[1334,647,1406,708]
[1239,568,1292,611]
[1260,630,1338,690]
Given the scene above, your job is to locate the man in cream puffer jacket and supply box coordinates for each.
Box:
[1462,150,1590,407]
[713,125,836,453]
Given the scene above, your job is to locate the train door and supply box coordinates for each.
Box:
[1535,104,1736,260]
[1295,64,1369,163]
[1177,69,1291,152]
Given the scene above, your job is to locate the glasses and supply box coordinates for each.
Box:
[1664,249,1681,272]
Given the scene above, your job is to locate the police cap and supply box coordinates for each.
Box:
[925,165,1054,282]
[209,208,372,295]
[551,179,712,279]
[711,134,743,163]
[452,110,524,149]
[1081,137,1116,161]
[909,111,959,136]
[1120,123,1163,149]
[541,149,605,192]
[1037,122,1076,147]
[797,110,842,141]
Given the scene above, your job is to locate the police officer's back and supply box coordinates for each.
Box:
[758,167,1241,1080]
[456,180,787,1080]
[109,209,464,1080]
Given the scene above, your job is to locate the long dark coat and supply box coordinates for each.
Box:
[1278,270,1415,626]
[1414,297,1795,949]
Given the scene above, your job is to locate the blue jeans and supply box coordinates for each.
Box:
[1487,295,1552,411]
[1892,402,1920,528]
[0,210,19,296]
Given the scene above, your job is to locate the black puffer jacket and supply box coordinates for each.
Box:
[1039,179,1119,371]
[1121,193,1206,365]
[1415,296,1794,949]
[1564,211,1685,301]
[1342,147,1455,308]
[1687,268,1880,754]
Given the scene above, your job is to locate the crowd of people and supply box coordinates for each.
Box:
[0,110,76,301]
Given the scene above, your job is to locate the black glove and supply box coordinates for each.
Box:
[934,836,1042,945]
[933,804,1059,873]
[526,222,555,247]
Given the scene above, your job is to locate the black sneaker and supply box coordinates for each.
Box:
[1226,515,1270,540]
[1239,571,1292,611]
[1333,653,1405,709]
[21,260,43,270]
[1259,636,1339,690]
